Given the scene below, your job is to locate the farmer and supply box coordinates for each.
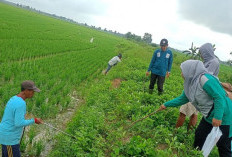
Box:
[159,60,232,156]
[0,80,43,157]
[104,53,122,75]
[146,38,173,95]
[176,43,220,130]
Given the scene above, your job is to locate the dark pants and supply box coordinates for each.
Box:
[194,118,232,157]
[2,144,21,157]
[105,64,112,74]
[149,73,165,93]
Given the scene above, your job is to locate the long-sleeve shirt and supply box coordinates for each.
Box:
[164,74,232,137]
[147,49,173,76]
[0,96,35,145]
[108,56,121,66]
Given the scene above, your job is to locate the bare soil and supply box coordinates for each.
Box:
[111,78,122,88]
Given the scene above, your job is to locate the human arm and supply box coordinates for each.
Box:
[159,91,189,110]
[166,72,170,78]
[146,71,150,76]
[164,91,189,107]
[202,76,225,126]
[158,91,189,111]
[34,118,43,124]
[147,51,157,72]
[212,119,222,127]
[14,105,35,127]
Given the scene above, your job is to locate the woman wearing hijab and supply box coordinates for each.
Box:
[159,60,232,156]
[175,43,220,130]
[200,43,219,76]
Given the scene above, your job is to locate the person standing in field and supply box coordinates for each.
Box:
[104,53,122,75]
[0,80,43,157]
[159,60,232,156]
[146,38,173,95]
[175,43,220,130]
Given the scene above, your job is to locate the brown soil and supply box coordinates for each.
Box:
[111,78,122,88]
[157,143,168,150]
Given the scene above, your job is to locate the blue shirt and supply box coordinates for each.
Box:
[0,96,34,145]
[147,49,173,76]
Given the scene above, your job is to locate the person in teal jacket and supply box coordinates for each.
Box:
[146,38,173,95]
[159,60,232,157]
[175,43,220,130]
[0,80,43,157]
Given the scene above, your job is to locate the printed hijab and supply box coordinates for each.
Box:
[180,60,208,102]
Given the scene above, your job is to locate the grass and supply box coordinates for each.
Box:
[0,2,232,156]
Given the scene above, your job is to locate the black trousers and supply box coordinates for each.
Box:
[2,144,21,157]
[149,73,165,92]
[194,118,232,157]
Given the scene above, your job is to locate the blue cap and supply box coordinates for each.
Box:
[160,39,168,46]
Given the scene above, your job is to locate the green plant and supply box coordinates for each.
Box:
[182,42,201,60]
[35,140,44,157]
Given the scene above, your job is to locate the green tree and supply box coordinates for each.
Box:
[182,42,200,60]
[134,35,142,42]
[125,32,142,42]
[125,32,133,39]
[183,43,218,60]
[142,33,152,44]
[212,44,216,51]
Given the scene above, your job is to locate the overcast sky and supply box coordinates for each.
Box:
[5,0,232,61]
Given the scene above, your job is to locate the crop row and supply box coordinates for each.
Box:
[49,45,232,156]
[50,48,207,156]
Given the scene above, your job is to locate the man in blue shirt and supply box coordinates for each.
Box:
[146,39,173,95]
[0,80,43,157]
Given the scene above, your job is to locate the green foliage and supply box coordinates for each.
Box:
[28,127,36,144]
[20,137,28,153]
[50,48,222,156]
[0,2,127,119]
[1,2,231,156]
[34,140,44,157]
[182,42,201,60]
[143,33,152,44]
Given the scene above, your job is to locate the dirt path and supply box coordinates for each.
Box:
[22,91,82,157]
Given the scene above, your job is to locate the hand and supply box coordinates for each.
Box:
[166,72,170,78]
[158,104,167,111]
[212,118,222,127]
[34,118,43,124]
[146,72,150,76]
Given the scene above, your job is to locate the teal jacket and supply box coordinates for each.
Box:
[148,49,173,76]
[0,96,35,145]
[164,74,232,137]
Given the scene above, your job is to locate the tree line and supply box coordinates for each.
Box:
[124,32,157,46]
